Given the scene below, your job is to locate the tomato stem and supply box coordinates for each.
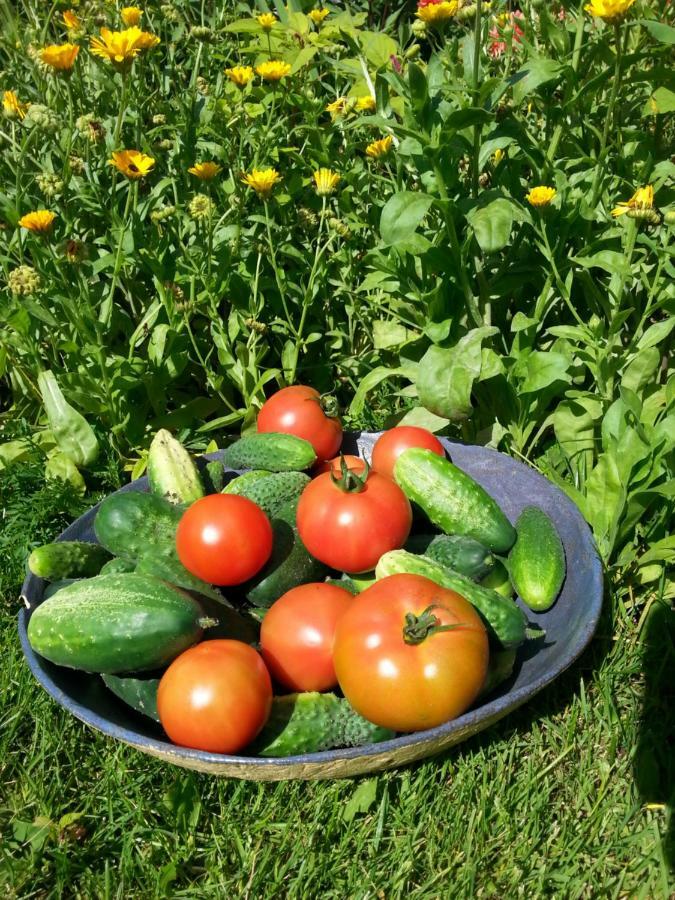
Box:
[402,604,467,645]
[319,392,339,418]
[329,453,370,493]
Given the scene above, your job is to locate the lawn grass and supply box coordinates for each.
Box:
[0,467,672,899]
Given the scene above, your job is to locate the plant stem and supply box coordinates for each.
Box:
[99,184,134,326]
[471,0,483,198]
[589,22,623,209]
[546,0,587,165]
[538,221,586,327]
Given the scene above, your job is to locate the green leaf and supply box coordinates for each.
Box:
[621,347,661,392]
[643,87,675,116]
[640,19,675,44]
[584,452,626,560]
[45,452,86,494]
[466,199,514,254]
[373,319,416,349]
[637,317,675,350]
[552,398,601,470]
[358,31,398,68]
[396,405,449,432]
[380,192,434,246]
[342,779,378,824]
[349,365,417,417]
[572,252,632,279]
[37,371,99,467]
[511,312,538,332]
[416,327,498,420]
[290,45,318,74]
[443,108,493,132]
[519,352,571,393]
[509,58,562,104]
[0,440,33,470]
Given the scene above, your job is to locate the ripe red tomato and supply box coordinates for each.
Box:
[313,454,367,477]
[296,470,412,573]
[157,640,272,753]
[257,385,342,461]
[334,574,489,732]
[371,426,445,481]
[176,494,272,586]
[260,582,353,691]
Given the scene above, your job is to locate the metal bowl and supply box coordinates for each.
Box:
[18,434,603,781]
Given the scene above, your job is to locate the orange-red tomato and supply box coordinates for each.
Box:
[260,583,353,691]
[176,494,272,586]
[313,454,367,477]
[157,640,273,753]
[334,574,489,732]
[257,385,342,462]
[371,426,445,480]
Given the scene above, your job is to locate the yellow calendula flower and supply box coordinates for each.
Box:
[326,96,349,118]
[584,0,635,21]
[416,1,458,24]
[611,185,654,217]
[313,168,340,196]
[62,10,81,30]
[3,90,29,120]
[188,161,223,180]
[40,43,80,71]
[90,27,159,70]
[356,95,376,112]
[135,31,160,49]
[109,149,155,178]
[256,60,292,82]
[492,148,505,165]
[121,6,143,26]
[225,65,254,87]
[366,135,393,159]
[242,167,282,198]
[526,185,556,207]
[257,12,277,31]
[19,210,57,233]
[308,8,330,25]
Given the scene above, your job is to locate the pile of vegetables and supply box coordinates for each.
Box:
[26,386,566,758]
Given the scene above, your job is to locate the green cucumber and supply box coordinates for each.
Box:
[100,557,136,576]
[328,577,358,595]
[406,534,494,581]
[245,499,326,608]
[393,449,516,553]
[481,560,514,598]
[345,571,377,592]
[27,573,213,674]
[509,506,565,611]
[204,459,225,493]
[134,554,228,604]
[28,541,111,580]
[146,429,205,505]
[102,673,161,722]
[223,469,273,494]
[222,433,316,472]
[479,649,517,697]
[94,492,183,561]
[250,692,394,756]
[375,550,527,649]
[223,471,309,518]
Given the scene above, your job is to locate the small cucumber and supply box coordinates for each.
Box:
[204,459,225,493]
[393,449,516,553]
[223,471,309,518]
[28,541,111,580]
[481,560,514,598]
[250,692,394,756]
[223,433,316,472]
[327,577,358,595]
[146,429,205,505]
[94,492,183,562]
[223,469,273,494]
[102,673,161,722]
[134,554,228,604]
[405,534,495,581]
[100,557,136,576]
[375,550,527,649]
[345,571,377,592]
[509,506,565,611]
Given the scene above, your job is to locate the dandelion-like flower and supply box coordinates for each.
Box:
[526,186,556,208]
[109,149,155,178]
[225,65,254,87]
[3,90,28,120]
[308,8,330,25]
[257,12,277,31]
[188,194,214,220]
[313,168,341,196]
[256,60,291,82]
[8,265,41,296]
[90,27,160,70]
[242,168,282,198]
[121,6,143,26]
[188,161,223,180]
[611,185,654,217]
[326,96,349,118]
[366,135,393,158]
[416,1,458,24]
[40,43,80,71]
[356,95,376,112]
[63,10,81,30]
[584,0,635,21]
[19,210,57,233]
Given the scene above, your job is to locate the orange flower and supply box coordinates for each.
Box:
[40,43,80,71]
[19,210,57,233]
[121,6,143,26]
[90,27,159,70]
[62,10,81,30]
[188,162,223,180]
[109,149,155,178]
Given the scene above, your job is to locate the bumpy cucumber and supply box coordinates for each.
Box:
[376,550,527,649]
[481,560,514,598]
[222,433,316,472]
[134,554,227,604]
[245,499,326,608]
[509,506,565,611]
[146,429,205,505]
[28,541,111,580]
[224,471,309,518]
[102,673,161,722]
[204,459,225,493]
[328,577,358,594]
[27,573,212,674]
[250,692,394,756]
[394,449,516,553]
[406,534,494,581]
[94,492,183,561]
[223,469,272,494]
[100,557,136,575]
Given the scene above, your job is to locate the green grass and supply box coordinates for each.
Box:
[0,467,672,898]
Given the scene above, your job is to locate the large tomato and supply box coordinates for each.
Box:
[257,385,342,461]
[371,426,445,481]
[157,640,273,753]
[296,469,412,573]
[176,494,273,585]
[313,454,366,477]
[333,574,489,732]
[260,582,353,691]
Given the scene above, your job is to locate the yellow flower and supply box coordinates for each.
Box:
[526,185,556,207]
[3,90,29,120]
[109,149,155,178]
[90,27,159,70]
[40,43,80,71]
[18,210,57,233]
[366,135,393,159]
[611,185,654,217]
[188,161,223,180]
[416,1,458,24]
[308,8,330,25]
[62,10,81,30]
[492,148,505,165]
[135,31,160,50]
[256,60,292,82]
[356,95,376,112]
[257,12,277,31]
[121,6,143,26]
[225,65,254,87]
[313,168,340,196]
[326,96,349,118]
[242,167,282,198]
[584,0,635,21]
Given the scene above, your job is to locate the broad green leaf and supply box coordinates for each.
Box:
[519,352,571,393]
[443,108,493,132]
[342,779,378,824]
[290,45,318,74]
[380,192,433,246]
[0,440,33,470]
[373,319,415,349]
[349,365,417,417]
[637,317,675,350]
[511,312,538,332]
[510,58,562,104]
[37,371,99,467]
[653,414,675,454]
[638,536,675,566]
[552,398,600,471]
[45,452,86,494]
[396,405,449,432]
[584,452,626,560]
[643,87,675,116]
[640,19,675,44]
[359,31,398,68]
[466,199,514,254]
[572,252,632,278]
[621,347,660,393]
